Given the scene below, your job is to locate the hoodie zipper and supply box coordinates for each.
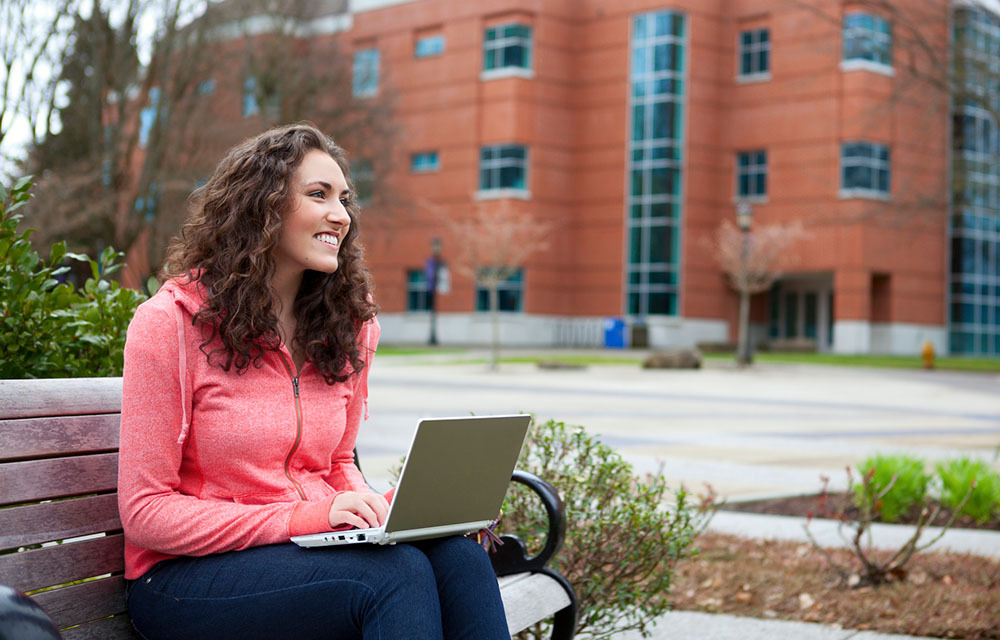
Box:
[278,353,307,500]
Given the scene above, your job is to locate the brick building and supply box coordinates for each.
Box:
[188,0,1000,355]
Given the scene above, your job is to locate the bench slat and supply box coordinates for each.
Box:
[0,533,124,593]
[0,414,120,461]
[0,494,121,551]
[60,613,138,640]
[33,575,128,629]
[500,572,572,635]
[0,378,122,419]
[0,453,119,506]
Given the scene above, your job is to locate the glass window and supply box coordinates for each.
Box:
[407,269,431,311]
[841,141,890,195]
[351,159,374,205]
[843,13,892,67]
[483,23,532,72]
[139,87,160,147]
[738,28,770,77]
[626,9,685,317]
[353,49,380,97]
[197,79,215,95]
[242,77,259,117]
[479,145,527,191]
[476,269,523,312]
[415,34,445,58]
[411,151,440,173]
[736,150,767,198]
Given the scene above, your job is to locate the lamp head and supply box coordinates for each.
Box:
[736,202,753,232]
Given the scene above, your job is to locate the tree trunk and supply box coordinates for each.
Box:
[489,283,500,372]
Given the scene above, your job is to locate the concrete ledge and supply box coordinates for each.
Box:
[707,510,1000,558]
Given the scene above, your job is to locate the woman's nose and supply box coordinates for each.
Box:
[328,202,350,224]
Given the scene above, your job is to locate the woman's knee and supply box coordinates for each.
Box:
[375,544,438,590]
[421,536,495,576]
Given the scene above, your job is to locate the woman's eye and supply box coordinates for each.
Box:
[339,197,350,206]
[309,190,325,199]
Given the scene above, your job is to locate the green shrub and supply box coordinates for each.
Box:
[1,177,145,378]
[500,418,710,640]
[853,454,929,523]
[935,457,1000,523]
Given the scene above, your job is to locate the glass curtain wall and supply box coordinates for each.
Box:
[627,11,686,316]
[951,8,1000,355]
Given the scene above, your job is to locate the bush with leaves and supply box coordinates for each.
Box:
[935,457,1000,524]
[806,466,973,587]
[1,177,145,378]
[852,454,929,523]
[499,418,713,640]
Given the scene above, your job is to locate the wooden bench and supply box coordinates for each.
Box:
[0,377,577,639]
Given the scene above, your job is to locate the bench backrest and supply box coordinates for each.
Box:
[0,377,138,639]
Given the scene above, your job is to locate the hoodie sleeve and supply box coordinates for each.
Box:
[323,316,380,493]
[118,302,336,559]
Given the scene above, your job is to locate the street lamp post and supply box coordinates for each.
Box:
[736,203,753,366]
[427,237,442,346]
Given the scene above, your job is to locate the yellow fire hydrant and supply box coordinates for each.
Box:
[921,340,935,370]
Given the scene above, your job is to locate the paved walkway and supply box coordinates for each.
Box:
[360,349,1000,639]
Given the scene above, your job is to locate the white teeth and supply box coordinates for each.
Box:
[316,233,339,247]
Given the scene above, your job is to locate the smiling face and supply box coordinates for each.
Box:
[272,149,352,288]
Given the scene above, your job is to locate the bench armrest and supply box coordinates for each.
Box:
[490,470,566,577]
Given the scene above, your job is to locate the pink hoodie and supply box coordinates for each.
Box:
[118,278,378,579]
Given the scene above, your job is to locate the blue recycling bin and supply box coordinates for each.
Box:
[603,317,626,349]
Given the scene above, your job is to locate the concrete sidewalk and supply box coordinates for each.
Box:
[618,610,932,640]
[361,352,1000,640]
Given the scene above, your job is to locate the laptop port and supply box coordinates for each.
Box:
[357,534,366,541]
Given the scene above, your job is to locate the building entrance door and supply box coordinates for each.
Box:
[769,276,834,351]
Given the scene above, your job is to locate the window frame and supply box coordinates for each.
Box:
[242,76,259,118]
[735,149,768,200]
[406,269,432,311]
[841,13,893,75]
[475,268,524,313]
[351,158,375,205]
[410,151,441,173]
[415,34,445,58]
[481,22,533,80]
[839,141,891,199]
[353,48,380,98]
[737,28,771,82]
[477,144,529,198]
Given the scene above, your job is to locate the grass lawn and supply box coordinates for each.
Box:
[377,345,1000,373]
[703,351,1000,373]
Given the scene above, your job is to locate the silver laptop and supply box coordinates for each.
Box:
[291,414,531,548]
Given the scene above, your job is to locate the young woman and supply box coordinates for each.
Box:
[118,123,509,640]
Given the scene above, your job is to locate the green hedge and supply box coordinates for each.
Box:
[1,178,145,378]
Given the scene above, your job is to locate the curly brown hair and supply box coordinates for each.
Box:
[161,122,377,383]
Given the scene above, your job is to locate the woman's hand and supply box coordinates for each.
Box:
[328,491,390,530]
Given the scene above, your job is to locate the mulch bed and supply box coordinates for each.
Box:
[671,533,1000,639]
[667,493,1000,639]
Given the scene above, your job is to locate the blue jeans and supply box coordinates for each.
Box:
[126,537,509,640]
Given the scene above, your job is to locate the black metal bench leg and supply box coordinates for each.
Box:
[541,568,577,640]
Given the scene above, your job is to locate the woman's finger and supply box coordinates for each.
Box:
[328,509,370,530]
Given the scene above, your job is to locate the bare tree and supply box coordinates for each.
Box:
[712,219,805,366]
[431,198,552,371]
[22,0,218,282]
[0,0,80,178]
[20,0,399,288]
